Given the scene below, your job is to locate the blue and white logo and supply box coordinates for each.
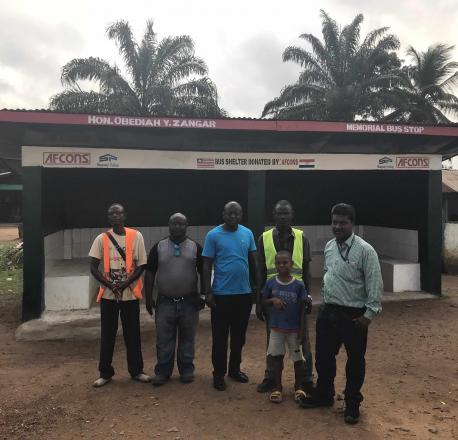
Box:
[97,153,119,168]
[377,156,394,168]
[99,153,118,162]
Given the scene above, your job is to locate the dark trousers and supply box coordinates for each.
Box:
[263,307,314,383]
[210,294,252,377]
[99,298,144,379]
[315,304,368,405]
[154,296,199,377]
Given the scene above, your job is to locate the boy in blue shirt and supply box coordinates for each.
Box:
[262,250,307,403]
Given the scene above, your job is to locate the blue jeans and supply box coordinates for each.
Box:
[154,296,199,377]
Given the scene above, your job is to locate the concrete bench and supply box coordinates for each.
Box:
[379,257,420,292]
[45,258,98,311]
[310,252,420,293]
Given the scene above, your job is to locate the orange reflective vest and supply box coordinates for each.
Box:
[96,227,143,302]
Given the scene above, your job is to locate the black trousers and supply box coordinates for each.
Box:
[210,294,252,377]
[99,298,144,379]
[315,304,368,405]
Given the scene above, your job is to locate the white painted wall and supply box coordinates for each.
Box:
[443,222,458,274]
[362,226,418,262]
[43,224,422,311]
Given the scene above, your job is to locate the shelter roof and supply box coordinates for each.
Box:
[1,109,458,159]
[443,170,458,193]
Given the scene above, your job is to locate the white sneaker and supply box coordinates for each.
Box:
[133,373,151,383]
[93,377,111,388]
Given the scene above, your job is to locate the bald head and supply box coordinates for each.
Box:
[223,201,242,212]
[169,212,188,241]
[222,201,243,230]
[169,212,188,224]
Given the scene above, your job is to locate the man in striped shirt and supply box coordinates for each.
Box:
[298,203,383,425]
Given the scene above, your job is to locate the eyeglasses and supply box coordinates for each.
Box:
[174,243,181,257]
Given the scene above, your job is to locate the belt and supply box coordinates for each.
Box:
[158,295,190,303]
[324,303,366,313]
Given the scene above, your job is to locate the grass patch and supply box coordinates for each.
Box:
[0,268,22,297]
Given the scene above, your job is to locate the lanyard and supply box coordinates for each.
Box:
[338,235,355,263]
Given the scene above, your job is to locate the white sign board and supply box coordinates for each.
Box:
[22,146,442,171]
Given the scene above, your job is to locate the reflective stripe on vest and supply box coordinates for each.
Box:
[96,227,143,302]
[262,228,303,280]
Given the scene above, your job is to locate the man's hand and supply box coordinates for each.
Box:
[272,297,286,310]
[255,302,265,322]
[353,315,371,329]
[145,297,155,316]
[305,295,313,314]
[205,292,216,308]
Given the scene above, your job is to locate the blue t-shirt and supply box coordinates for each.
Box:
[202,224,256,295]
[262,277,307,331]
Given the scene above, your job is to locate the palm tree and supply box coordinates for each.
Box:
[384,44,458,123]
[50,20,225,117]
[262,10,401,121]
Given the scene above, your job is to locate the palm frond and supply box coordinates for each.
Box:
[106,20,139,78]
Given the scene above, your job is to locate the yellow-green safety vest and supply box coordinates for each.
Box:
[262,228,303,280]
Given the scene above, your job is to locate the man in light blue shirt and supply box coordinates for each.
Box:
[299,203,383,425]
[203,201,258,391]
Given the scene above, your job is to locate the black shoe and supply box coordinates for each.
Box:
[302,381,315,395]
[257,378,275,393]
[213,375,227,391]
[179,373,195,383]
[344,403,360,424]
[297,393,334,409]
[228,371,249,383]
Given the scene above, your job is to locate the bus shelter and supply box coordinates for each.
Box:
[0,111,457,321]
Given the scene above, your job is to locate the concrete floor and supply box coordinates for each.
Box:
[15,280,437,341]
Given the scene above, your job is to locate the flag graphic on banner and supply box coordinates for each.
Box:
[298,159,315,169]
[196,158,215,168]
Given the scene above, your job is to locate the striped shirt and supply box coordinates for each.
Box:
[322,233,383,320]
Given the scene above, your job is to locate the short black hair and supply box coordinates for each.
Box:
[108,203,124,212]
[331,203,355,223]
[275,250,292,260]
[273,200,293,211]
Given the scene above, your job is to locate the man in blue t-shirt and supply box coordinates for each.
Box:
[202,201,258,391]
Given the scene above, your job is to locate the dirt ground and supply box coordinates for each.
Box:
[0,225,19,244]
[0,279,457,440]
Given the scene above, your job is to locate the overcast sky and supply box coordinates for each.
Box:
[0,0,457,118]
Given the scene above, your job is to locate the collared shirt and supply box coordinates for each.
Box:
[322,233,383,320]
[257,226,311,293]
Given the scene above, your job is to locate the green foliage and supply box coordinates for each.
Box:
[384,44,458,123]
[0,268,22,297]
[50,20,225,118]
[263,10,401,121]
[0,243,23,270]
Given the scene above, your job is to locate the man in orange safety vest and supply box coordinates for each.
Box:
[89,203,150,387]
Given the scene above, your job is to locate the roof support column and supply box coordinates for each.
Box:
[420,170,442,295]
[22,166,45,321]
[247,170,266,244]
